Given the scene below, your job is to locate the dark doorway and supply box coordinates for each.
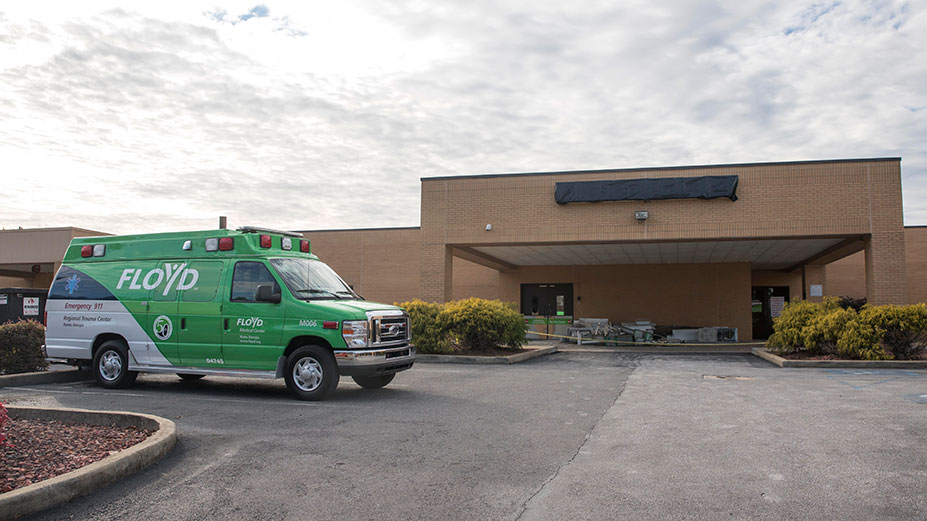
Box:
[520,283,573,317]
[752,286,790,340]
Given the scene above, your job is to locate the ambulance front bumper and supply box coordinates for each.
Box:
[333,345,415,376]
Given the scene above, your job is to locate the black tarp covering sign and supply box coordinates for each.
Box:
[554,175,739,204]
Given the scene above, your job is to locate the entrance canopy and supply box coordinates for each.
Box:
[455,236,866,271]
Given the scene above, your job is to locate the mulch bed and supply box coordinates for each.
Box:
[0,418,152,494]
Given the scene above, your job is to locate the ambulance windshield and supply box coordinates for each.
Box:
[270,258,361,300]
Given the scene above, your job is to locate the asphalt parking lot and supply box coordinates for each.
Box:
[3,352,926,521]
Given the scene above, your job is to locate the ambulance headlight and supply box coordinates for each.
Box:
[342,320,368,348]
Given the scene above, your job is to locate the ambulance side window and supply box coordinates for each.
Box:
[230,262,279,302]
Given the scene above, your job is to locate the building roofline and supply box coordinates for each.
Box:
[905,225,927,229]
[0,226,109,234]
[298,226,421,233]
[421,157,903,181]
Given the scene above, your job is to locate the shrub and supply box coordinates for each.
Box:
[766,300,927,360]
[766,298,840,354]
[0,320,47,374]
[396,300,452,354]
[836,318,889,360]
[801,307,857,355]
[435,298,526,352]
[859,304,927,360]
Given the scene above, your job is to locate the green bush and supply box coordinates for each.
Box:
[835,318,888,360]
[766,300,927,360]
[436,298,526,352]
[801,307,857,355]
[767,298,840,354]
[396,299,452,354]
[859,304,927,360]
[0,320,48,374]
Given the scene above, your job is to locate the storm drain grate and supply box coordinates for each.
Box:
[703,375,753,380]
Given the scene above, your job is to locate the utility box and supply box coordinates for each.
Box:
[0,288,47,324]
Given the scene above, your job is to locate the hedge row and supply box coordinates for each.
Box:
[767,298,927,360]
[0,320,48,374]
[397,298,526,354]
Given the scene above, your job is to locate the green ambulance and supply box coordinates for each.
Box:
[44,227,414,400]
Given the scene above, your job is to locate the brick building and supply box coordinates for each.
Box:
[2,158,919,341]
[306,158,914,342]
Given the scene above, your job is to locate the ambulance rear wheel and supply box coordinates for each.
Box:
[178,374,206,381]
[352,374,395,389]
[284,345,338,401]
[93,340,138,389]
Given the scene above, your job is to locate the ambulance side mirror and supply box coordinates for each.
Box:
[256,284,281,304]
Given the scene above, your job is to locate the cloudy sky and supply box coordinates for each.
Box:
[1,0,924,234]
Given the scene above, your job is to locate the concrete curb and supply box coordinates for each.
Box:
[0,407,177,521]
[559,344,757,354]
[416,346,558,364]
[752,348,927,369]
[0,369,92,388]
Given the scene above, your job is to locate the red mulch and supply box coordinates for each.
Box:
[0,419,152,494]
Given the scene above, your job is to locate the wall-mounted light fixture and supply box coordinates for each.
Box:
[485,224,492,231]
[635,211,648,222]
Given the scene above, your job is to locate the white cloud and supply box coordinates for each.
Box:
[0,0,924,234]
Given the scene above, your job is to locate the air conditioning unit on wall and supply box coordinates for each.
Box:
[717,327,738,342]
[698,327,739,343]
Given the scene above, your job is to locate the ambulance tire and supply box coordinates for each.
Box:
[93,339,138,389]
[352,374,395,389]
[284,345,338,401]
[178,374,206,381]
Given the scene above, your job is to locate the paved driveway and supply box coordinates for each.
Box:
[2,352,926,520]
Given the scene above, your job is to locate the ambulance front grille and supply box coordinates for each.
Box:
[368,313,410,347]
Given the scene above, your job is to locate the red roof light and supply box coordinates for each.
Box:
[80,245,93,257]
[260,235,272,248]
[300,240,311,253]
[218,237,234,251]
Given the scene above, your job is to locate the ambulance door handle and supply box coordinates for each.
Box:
[180,318,186,330]
[224,319,229,331]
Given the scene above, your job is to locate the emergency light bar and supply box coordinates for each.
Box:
[80,244,106,257]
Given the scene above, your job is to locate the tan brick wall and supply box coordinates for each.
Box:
[498,263,753,340]
[452,259,500,300]
[303,228,422,305]
[825,227,927,303]
[305,227,502,304]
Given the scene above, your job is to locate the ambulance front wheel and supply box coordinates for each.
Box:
[284,345,338,401]
[93,339,138,389]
